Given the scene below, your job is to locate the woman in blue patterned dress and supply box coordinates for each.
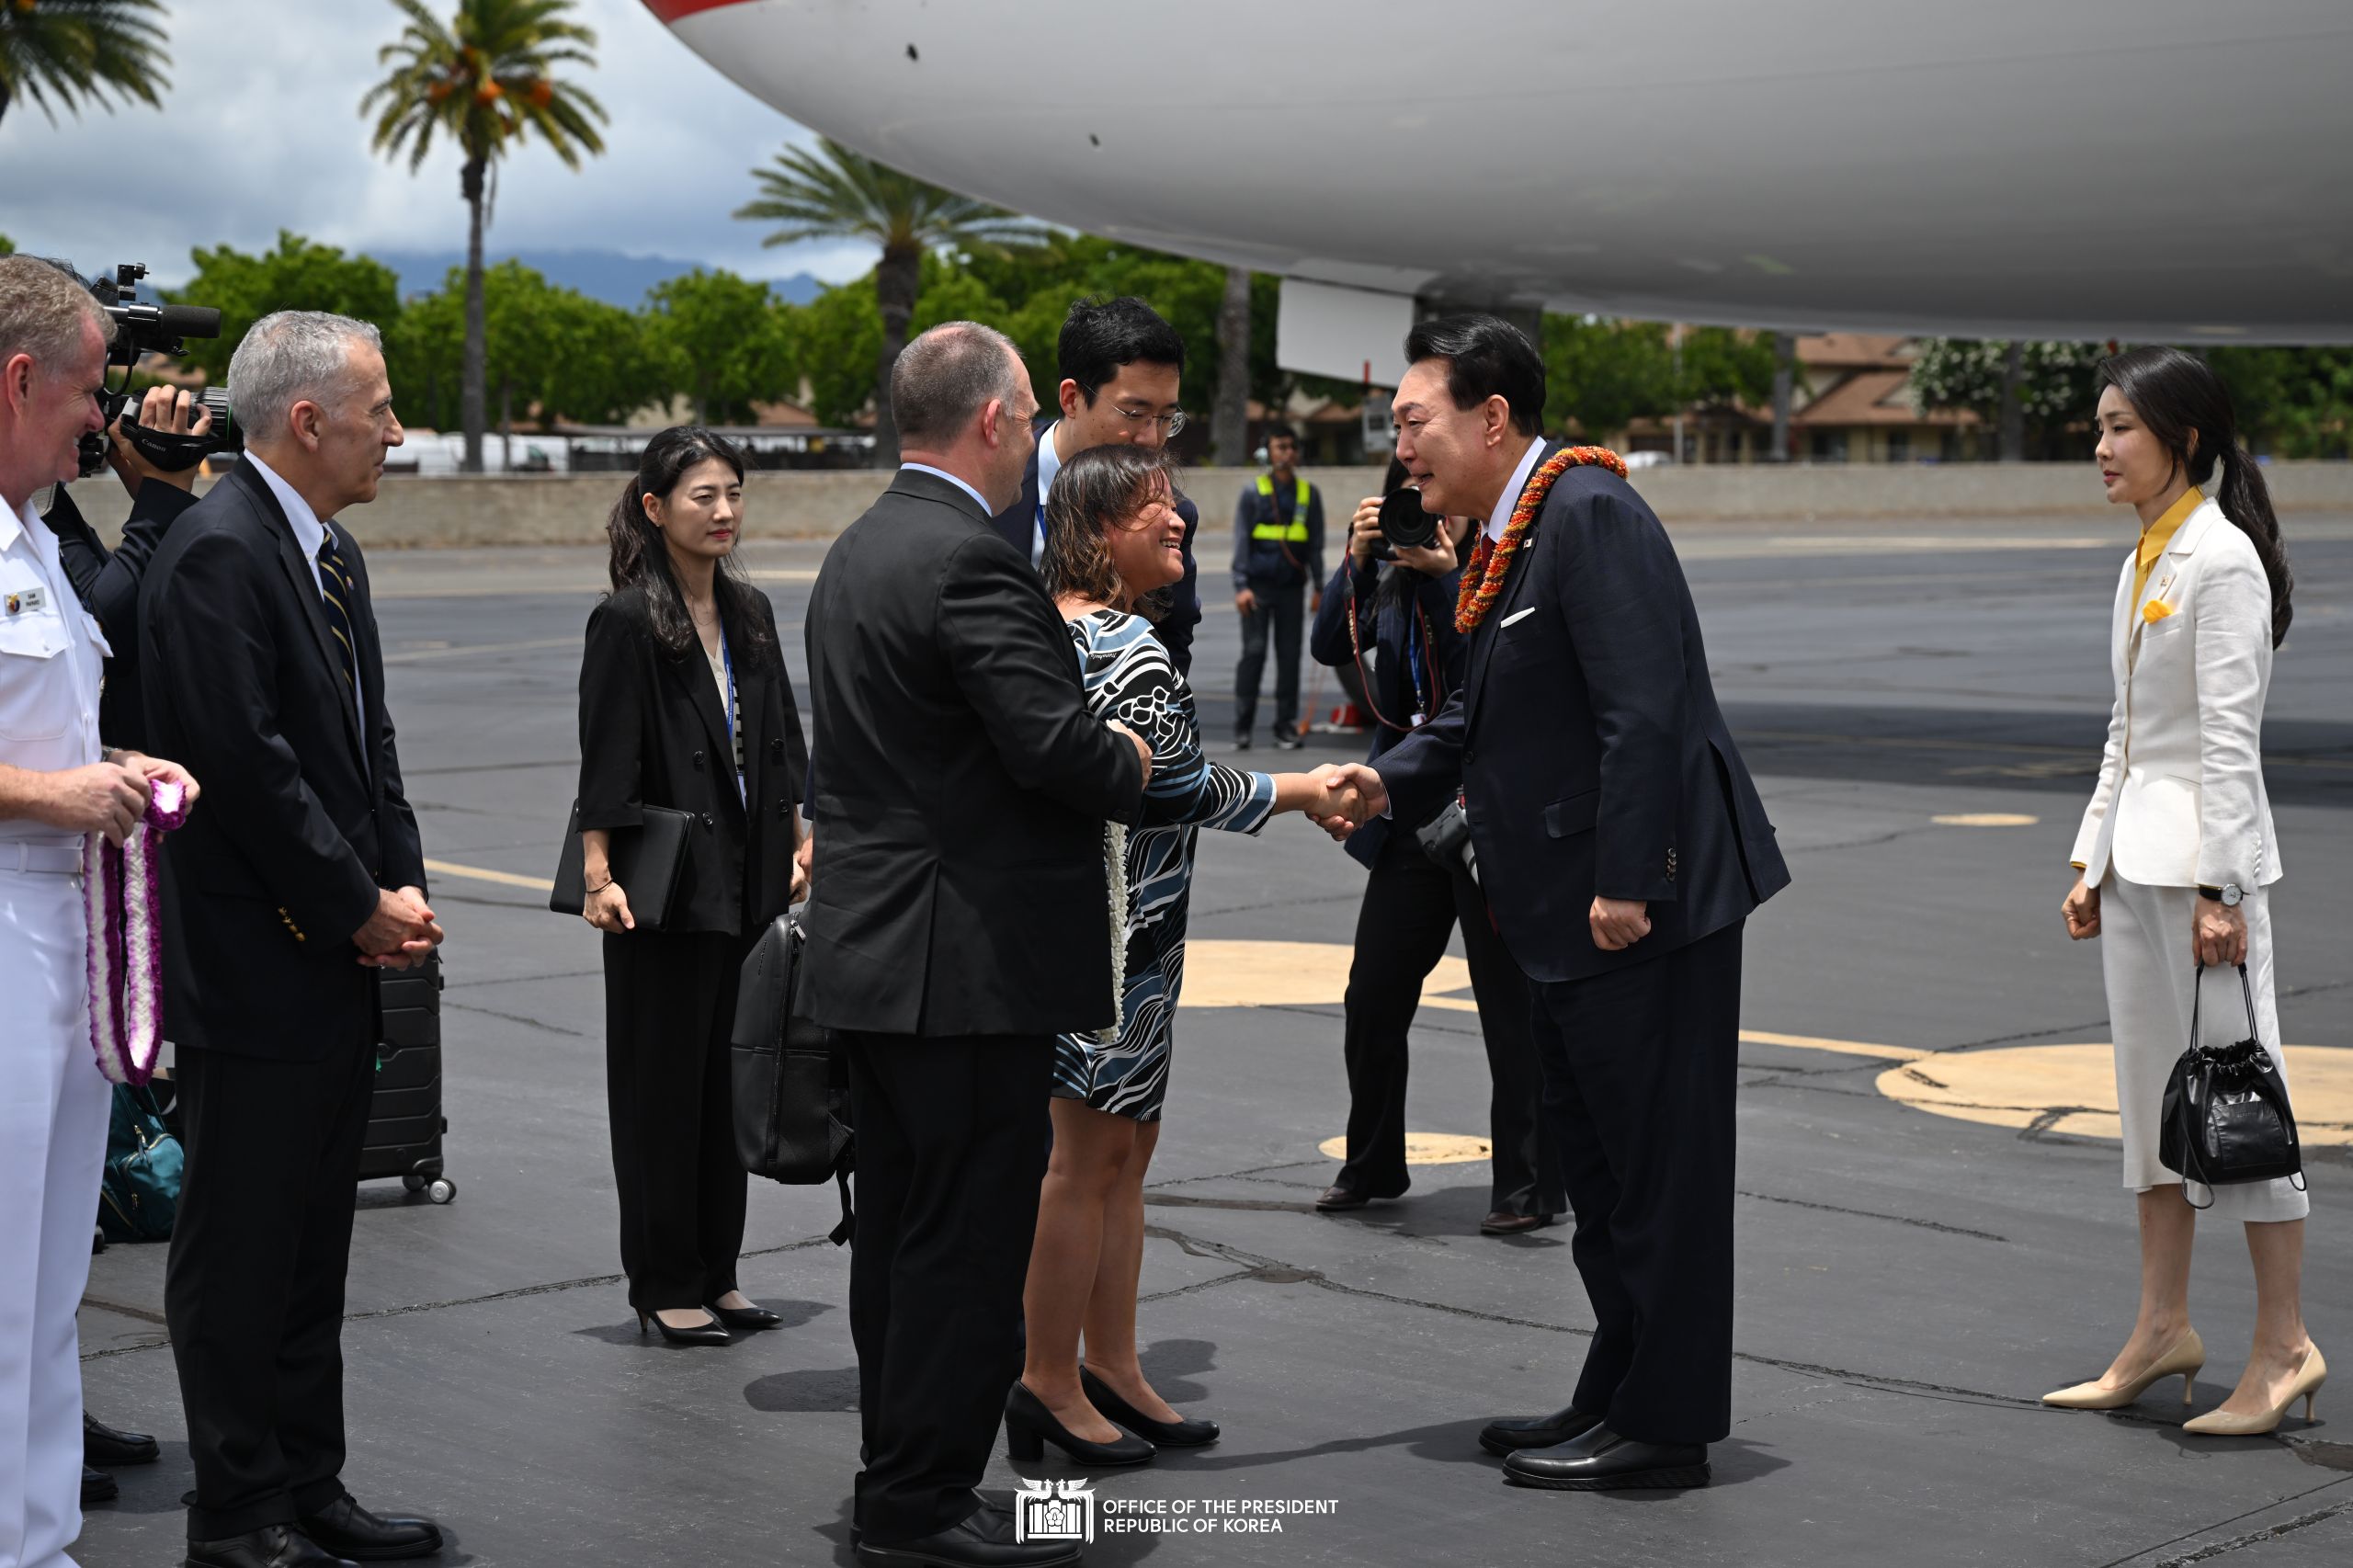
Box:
[1007,444,1348,1466]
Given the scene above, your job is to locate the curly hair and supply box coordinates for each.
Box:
[1040,444,1178,620]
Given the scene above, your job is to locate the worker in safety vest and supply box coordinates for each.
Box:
[1229,424,1324,749]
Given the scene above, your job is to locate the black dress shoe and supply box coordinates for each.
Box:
[184,1525,357,1568]
[1479,1210,1557,1237]
[636,1307,730,1346]
[857,1505,1080,1567]
[1080,1365,1219,1448]
[82,1463,118,1506]
[294,1495,443,1561]
[85,1410,161,1467]
[1478,1403,1600,1457]
[1501,1426,1710,1490]
[1004,1381,1153,1467]
[709,1301,784,1331]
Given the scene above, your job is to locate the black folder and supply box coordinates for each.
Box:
[549,801,693,930]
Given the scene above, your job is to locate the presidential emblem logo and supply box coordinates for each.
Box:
[1013,1478,1095,1544]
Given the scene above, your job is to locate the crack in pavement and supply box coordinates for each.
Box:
[440,998,589,1038]
[2094,1481,2353,1568]
[1734,1187,2008,1242]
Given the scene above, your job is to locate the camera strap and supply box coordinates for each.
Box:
[1346,568,1438,733]
[120,421,211,474]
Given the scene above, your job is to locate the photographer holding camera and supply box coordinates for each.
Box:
[1305,457,1559,1235]
[49,383,214,748]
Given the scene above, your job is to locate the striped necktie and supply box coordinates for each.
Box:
[315,530,360,696]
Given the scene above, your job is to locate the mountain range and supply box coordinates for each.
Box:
[371,247,827,308]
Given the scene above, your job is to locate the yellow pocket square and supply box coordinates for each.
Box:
[2143,598,2175,623]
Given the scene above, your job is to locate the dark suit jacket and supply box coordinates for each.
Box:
[140,460,426,1059]
[47,478,199,750]
[988,428,1202,674]
[575,582,807,935]
[801,467,1147,1036]
[1309,554,1471,868]
[1376,449,1790,983]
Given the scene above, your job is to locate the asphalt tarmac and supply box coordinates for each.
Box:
[74,506,2353,1568]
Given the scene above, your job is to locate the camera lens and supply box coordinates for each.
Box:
[1378,487,1438,551]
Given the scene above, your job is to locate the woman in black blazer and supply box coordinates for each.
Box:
[575,426,807,1345]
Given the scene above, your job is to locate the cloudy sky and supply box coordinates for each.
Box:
[0,0,872,287]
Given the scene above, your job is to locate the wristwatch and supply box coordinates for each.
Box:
[2198,882,2245,907]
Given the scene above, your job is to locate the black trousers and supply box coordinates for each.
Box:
[844,1032,1051,1545]
[1531,920,1744,1447]
[1338,831,1558,1214]
[165,1032,376,1539]
[603,927,752,1312]
[1233,584,1304,736]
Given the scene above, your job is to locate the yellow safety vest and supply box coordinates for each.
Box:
[1251,474,1311,543]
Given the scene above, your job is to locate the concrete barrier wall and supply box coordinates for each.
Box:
[59,459,2353,548]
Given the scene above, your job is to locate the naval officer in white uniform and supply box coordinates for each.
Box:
[0,256,198,1568]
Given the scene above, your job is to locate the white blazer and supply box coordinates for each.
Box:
[2072,495,2280,890]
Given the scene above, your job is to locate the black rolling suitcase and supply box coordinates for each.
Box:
[365,953,455,1203]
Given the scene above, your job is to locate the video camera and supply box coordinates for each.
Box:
[77,263,239,478]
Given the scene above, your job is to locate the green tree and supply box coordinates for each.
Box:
[1676,326,1779,410]
[644,269,794,426]
[734,138,1044,462]
[169,232,403,386]
[0,0,166,128]
[2209,346,2353,459]
[391,261,665,435]
[783,254,1010,429]
[1910,339,2109,459]
[0,234,14,256]
[1541,315,1679,437]
[362,0,606,472]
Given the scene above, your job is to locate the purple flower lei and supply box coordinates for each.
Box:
[85,778,192,1085]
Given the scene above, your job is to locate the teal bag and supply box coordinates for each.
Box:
[97,1084,184,1243]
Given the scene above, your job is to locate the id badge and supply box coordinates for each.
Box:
[1409,710,1426,728]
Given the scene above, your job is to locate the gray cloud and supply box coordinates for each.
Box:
[0,0,873,288]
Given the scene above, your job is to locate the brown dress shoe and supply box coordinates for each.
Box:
[1479,1210,1556,1236]
[1315,1185,1371,1211]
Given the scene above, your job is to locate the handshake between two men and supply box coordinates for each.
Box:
[1303,762,1654,953]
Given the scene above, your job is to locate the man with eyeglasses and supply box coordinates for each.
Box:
[989,296,1202,674]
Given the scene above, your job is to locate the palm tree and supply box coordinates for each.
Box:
[363,0,604,472]
[736,138,1044,463]
[0,0,168,129]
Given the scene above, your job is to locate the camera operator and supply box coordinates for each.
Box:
[48,383,213,748]
[0,254,202,1568]
[1305,458,1559,1235]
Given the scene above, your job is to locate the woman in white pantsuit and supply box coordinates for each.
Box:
[2045,347,2324,1436]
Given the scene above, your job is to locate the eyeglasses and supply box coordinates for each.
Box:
[1112,403,1187,437]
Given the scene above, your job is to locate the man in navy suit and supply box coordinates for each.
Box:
[1319,316,1789,1493]
[988,296,1202,674]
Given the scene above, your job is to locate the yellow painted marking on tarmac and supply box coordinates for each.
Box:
[1746,729,2353,773]
[1931,812,2040,827]
[1741,1030,1927,1062]
[746,569,822,583]
[422,857,556,892]
[1317,1132,1494,1165]
[1876,1044,2353,1146]
[383,636,581,664]
[1178,939,1470,1009]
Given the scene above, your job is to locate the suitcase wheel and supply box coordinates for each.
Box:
[426,1177,457,1205]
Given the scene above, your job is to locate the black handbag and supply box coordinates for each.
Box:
[549,801,693,930]
[2157,962,2304,1210]
[729,914,854,1244]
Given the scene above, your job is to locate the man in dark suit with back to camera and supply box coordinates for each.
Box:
[803,321,1151,1568]
[1319,315,1790,1493]
[142,311,447,1568]
[988,295,1202,675]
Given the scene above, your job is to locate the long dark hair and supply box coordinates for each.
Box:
[605,426,773,662]
[2097,347,2292,647]
[1040,444,1176,620]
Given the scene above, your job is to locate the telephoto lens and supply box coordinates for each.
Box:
[1378,486,1439,551]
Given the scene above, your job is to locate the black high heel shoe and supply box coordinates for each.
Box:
[708,1300,783,1331]
[637,1307,730,1346]
[1004,1381,1154,1467]
[1081,1365,1220,1448]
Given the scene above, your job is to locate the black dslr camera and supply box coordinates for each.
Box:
[1370,484,1439,559]
[77,263,236,478]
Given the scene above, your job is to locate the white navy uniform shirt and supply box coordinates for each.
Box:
[0,494,109,848]
[248,451,367,736]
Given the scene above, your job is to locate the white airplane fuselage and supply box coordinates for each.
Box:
[651,0,2353,349]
